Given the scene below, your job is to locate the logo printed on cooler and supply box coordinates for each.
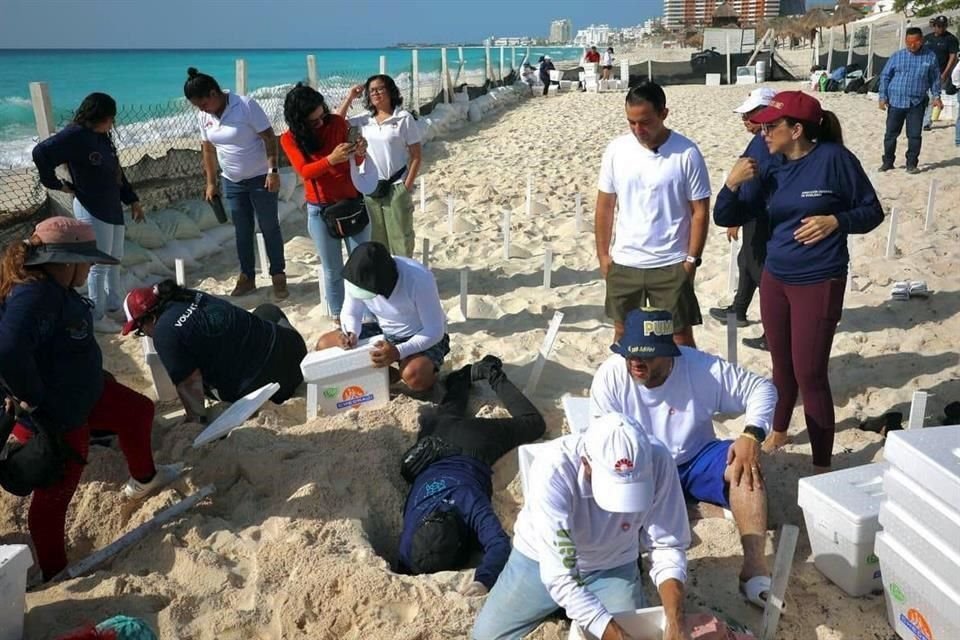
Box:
[889,583,906,603]
[336,385,375,409]
[866,553,879,565]
[323,387,338,399]
[899,608,933,640]
[613,458,634,474]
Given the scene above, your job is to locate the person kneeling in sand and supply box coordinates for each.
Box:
[315,241,449,392]
[590,308,776,608]
[121,280,307,423]
[397,356,544,596]
[473,413,690,640]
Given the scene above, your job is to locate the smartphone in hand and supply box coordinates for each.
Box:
[209,194,228,224]
[347,126,361,145]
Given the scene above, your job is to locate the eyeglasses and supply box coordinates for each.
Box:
[760,119,786,135]
[368,86,388,95]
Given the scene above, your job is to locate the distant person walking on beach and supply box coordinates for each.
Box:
[595,80,712,348]
[280,83,374,323]
[0,218,182,580]
[709,87,777,352]
[923,15,958,129]
[32,92,143,333]
[601,47,615,81]
[715,91,884,471]
[538,56,555,96]
[184,68,287,299]
[337,74,423,257]
[877,28,942,174]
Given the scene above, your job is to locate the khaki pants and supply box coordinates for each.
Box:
[365,182,415,257]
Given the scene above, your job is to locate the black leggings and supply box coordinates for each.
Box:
[733,218,766,314]
[421,369,545,466]
[246,304,307,403]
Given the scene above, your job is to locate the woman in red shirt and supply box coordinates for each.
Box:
[280,83,372,322]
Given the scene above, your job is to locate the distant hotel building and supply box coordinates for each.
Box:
[662,0,782,28]
[573,24,612,46]
[549,19,573,44]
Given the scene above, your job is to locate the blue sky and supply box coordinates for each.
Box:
[2,0,667,49]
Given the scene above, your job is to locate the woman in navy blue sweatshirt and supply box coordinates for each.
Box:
[714,91,884,470]
[32,92,143,334]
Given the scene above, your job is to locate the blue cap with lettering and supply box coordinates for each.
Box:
[611,308,682,359]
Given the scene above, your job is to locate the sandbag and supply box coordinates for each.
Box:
[174,199,222,231]
[122,240,153,266]
[150,209,203,240]
[123,215,169,249]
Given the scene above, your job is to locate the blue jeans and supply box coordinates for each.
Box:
[883,99,927,169]
[72,200,124,320]
[955,111,959,147]
[221,174,285,278]
[472,549,646,640]
[306,203,372,317]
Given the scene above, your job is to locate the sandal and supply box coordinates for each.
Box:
[740,575,772,609]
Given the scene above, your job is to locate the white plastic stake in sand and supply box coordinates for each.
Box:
[256,232,268,273]
[647,59,652,82]
[421,237,430,269]
[907,391,928,430]
[447,194,455,234]
[543,248,553,290]
[502,209,511,259]
[316,265,331,316]
[29,82,55,140]
[53,484,215,582]
[235,59,247,96]
[306,383,318,420]
[419,175,426,213]
[726,313,738,365]
[174,258,185,286]
[524,311,564,396]
[525,172,533,216]
[575,192,583,233]
[379,55,387,75]
[760,523,800,640]
[727,238,739,296]
[924,179,938,230]
[885,208,898,259]
[459,270,468,320]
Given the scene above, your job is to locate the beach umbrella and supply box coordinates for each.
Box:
[802,7,833,45]
[831,1,865,43]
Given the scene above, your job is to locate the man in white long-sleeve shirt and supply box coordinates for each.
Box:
[315,241,448,391]
[590,308,777,607]
[472,413,691,640]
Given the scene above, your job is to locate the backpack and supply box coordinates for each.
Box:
[845,77,866,93]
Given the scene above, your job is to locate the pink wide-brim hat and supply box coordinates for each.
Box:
[24,216,120,266]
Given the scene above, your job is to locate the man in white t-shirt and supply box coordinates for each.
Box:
[472,413,690,640]
[315,241,449,392]
[589,308,776,608]
[596,81,711,348]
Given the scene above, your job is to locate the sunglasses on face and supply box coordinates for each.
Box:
[368,86,388,95]
[760,119,787,135]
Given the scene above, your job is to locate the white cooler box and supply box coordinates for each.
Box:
[299,338,389,415]
[883,465,960,573]
[880,500,960,588]
[569,606,665,640]
[518,440,559,497]
[797,462,886,596]
[0,545,33,640]
[884,426,960,515]
[876,531,960,640]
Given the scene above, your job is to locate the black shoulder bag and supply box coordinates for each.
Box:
[0,409,86,497]
[368,166,408,200]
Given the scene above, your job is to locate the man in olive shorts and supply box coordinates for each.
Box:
[595,81,711,347]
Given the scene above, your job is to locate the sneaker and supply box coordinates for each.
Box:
[230,273,256,297]
[122,462,184,500]
[708,306,748,327]
[470,355,504,382]
[905,166,920,175]
[742,334,768,351]
[877,163,894,172]
[272,273,289,300]
[93,317,122,334]
[923,124,932,132]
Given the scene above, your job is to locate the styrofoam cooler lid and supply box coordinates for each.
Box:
[561,394,591,434]
[884,426,960,514]
[797,462,886,535]
[192,382,280,447]
[518,440,559,497]
[884,465,960,549]
[300,337,381,381]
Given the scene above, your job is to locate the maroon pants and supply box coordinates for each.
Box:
[760,270,845,467]
[13,377,157,579]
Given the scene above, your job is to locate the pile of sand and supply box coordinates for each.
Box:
[3,81,957,639]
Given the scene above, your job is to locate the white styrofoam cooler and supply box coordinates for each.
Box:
[880,499,960,588]
[876,531,960,640]
[561,394,591,434]
[299,338,389,415]
[0,545,33,640]
[884,426,960,515]
[518,440,558,497]
[797,462,886,596]
[568,606,666,640]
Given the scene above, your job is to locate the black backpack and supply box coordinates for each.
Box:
[0,408,85,497]
[845,77,866,93]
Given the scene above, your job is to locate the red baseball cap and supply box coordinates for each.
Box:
[121,286,160,335]
[750,91,823,125]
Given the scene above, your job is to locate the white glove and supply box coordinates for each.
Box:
[459,580,489,597]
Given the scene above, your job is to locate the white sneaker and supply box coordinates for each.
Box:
[93,317,122,334]
[122,462,185,500]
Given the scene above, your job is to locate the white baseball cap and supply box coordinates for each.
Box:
[733,87,777,114]
[583,413,655,513]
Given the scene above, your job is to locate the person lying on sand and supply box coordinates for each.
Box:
[590,308,777,608]
[397,356,544,596]
[472,413,691,640]
[315,241,449,392]
[120,280,307,423]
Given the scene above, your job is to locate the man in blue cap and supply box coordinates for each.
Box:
[589,308,778,609]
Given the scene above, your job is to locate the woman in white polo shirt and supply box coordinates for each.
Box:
[183,68,287,299]
[337,75,422,257]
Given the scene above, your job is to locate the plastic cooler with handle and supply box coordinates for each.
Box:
[0,545,33,640]
[299,338,389,415]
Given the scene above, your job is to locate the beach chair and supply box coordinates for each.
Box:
[561,394,591,434]
[548,70,561,95]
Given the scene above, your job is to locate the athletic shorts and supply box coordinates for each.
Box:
[358,322,451,370]
[604,261,703,330]
[677,439,733,509]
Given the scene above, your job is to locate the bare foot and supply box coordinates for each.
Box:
[762,431,790,454]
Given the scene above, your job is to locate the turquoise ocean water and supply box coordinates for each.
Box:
[0,46,580,167]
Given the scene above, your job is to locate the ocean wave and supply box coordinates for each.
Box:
[0,96,32,107]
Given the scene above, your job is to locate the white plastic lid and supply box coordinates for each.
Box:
[797,462,887,527]
[300,338,381,380]
[884,426,960,514]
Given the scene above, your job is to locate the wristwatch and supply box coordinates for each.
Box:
[685,255,702,267]
[267,167,279,174]
[743,425,767,444]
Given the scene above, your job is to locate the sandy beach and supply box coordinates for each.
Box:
[2,79,958,639]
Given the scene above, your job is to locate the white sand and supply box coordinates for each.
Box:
[3,81,958,639]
